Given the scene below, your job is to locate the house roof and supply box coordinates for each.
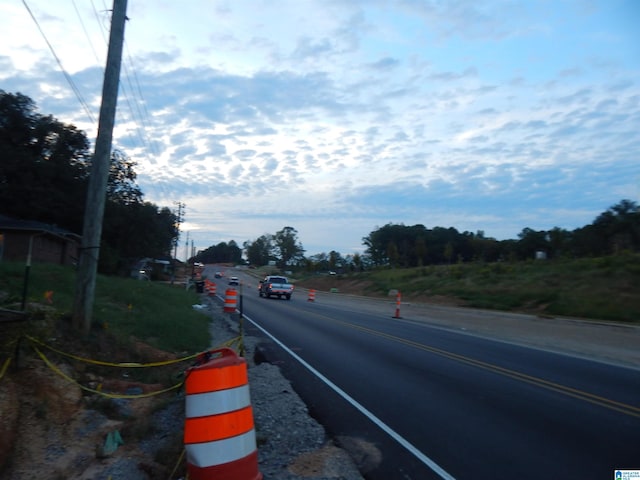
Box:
[0,214,80,240]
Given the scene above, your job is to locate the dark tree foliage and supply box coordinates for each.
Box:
[194,240,242,265]
[591,199,640,254]
[304,250,346,273]
[274,226,305,268]
[243,235,274,267]
[242,227,305,268]
[362,223,488,267]
[0,90,178,273]
[106,149,143,205]
[0,91,90,232]
[362,200,640,267]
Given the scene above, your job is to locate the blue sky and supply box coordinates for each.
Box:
[1,0,638,258]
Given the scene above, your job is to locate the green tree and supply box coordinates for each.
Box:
[244,234,274,266]
[328,250,343,271]
[274,226,305,268]
[592,199,640,254]
[516,228,549,260]
[0,90,90,232]
[196,240,242,265]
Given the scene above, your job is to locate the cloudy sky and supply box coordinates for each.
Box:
[1,0,638,258]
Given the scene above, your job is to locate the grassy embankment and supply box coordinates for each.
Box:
[0,261,215,363]
[296,253,640,323]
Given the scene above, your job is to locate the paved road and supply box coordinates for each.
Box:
[213,269,640,479]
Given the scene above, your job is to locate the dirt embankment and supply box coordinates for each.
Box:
[0,316,185,479]
[294,275,463,307]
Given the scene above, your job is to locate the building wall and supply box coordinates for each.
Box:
[0,231,78,265]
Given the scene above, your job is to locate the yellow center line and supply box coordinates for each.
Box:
[306,309,640,419]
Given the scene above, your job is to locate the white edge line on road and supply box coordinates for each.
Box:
[243,313,456,480]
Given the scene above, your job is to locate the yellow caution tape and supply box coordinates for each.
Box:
[32,346,184,399]
[169,448,186,480]
[20,334,245,399]
[26,335,202,368]
[6,334,245,397]
[0,357,12,381]
[2,337,18,349]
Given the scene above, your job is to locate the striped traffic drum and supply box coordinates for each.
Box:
[223,288,238,313]
[184,347,262,480]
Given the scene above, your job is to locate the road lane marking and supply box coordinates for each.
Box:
[333,318,640,419]
[242,312,457,480]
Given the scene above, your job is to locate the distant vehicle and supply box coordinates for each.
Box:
[329,271,337,275]
[228,276,240,286]
[258,275,294,300]
[214,272,223,278]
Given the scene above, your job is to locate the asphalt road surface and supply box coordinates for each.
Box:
[213,269,640,479]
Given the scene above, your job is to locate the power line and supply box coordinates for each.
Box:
[71,0,103,67]
[89,0,162,164]
[26,0,169,203]
[22,0,96,125]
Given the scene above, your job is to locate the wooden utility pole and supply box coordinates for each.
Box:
[72,0,128,335]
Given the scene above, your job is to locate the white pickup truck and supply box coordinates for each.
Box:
[258,275,294,300]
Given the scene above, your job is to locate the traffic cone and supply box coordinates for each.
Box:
[307,289,316,302]
[393,291,402,319]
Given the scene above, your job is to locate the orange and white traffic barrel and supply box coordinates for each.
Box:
[224,288,238,313]
[307,289,316,302]
[184,348,262,480]
[393,290,402,318]
[206,280,217,296]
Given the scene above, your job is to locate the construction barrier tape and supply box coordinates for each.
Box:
[2,337,18,349]
[26,335,202,368]
[0,357,11,381]
[2,334,246,399]
[169,448,186,480]
[32,345,184,399]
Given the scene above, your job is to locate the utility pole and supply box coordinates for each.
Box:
[72,0,128,335]
[171,202,184,284]
[173,201,185,261]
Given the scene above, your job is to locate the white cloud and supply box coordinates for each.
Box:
[1,0,638,258]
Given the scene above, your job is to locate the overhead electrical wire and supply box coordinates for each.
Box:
[22,0,96,125]
[23,0,170,201]
[91,0,162,164]
[71,0,103,68]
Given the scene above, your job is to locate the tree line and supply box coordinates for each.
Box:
[236,200,639,272]
[0,90,178,274]
[195,226,306,268]
[360,198,639,268]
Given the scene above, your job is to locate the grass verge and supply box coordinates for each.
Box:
[297,253,640,323]
[0,261,212,355]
